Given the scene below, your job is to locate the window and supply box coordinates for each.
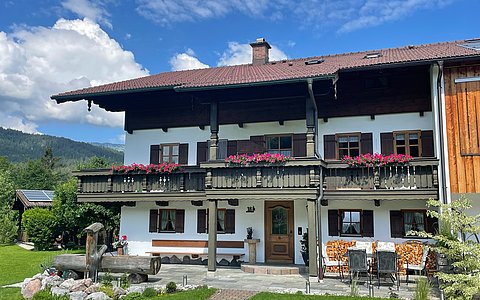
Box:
[336,133,360,158]
[328,209,374,237]
[149,209,184,233]
[390,209,437,238]
[394,131,420,157]
[340,210,361,236]
[161,144,179,163]
[197,209,235,234]
[266,135,292,156]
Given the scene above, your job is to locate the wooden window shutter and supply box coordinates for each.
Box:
[360,133,373,154]
[381,132,394,155]
[197,209,207,233]
[197,142,207,164]
[179,143,189,165]
[175,210,185,233]
[250,135,266,153]
[426,214,438,234]
[390,210,403,238]
[150,145,160,164]
[225,209,235,234]
[362,210,374,237]
[324,135,336,160]
[328,210,339,236]
[293,133,307,157]
[227,140,238,156]
[421,130,434,157]
[149,209,158,233]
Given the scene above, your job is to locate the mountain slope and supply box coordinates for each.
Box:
[0,127,123,164]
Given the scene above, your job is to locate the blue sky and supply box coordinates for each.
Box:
[0,0,477,144]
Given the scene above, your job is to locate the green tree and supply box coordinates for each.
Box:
[76,156,112,170]
[414,197,480,300]
[22,208,56,250]
[0,169,18,244]
[13,149,62,190]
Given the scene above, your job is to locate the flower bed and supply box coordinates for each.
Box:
[112,163,180,174]
[225,153,292,166]
[341,153,413,167]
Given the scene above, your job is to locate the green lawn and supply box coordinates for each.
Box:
[251,293,390,300]
[0,244,83,300]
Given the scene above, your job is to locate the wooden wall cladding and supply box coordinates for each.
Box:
[444,64,480,193]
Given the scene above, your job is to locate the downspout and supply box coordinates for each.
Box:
[307,78,319,158]
[435,61,450,205]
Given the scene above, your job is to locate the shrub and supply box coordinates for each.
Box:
[22,208,56,250]
[166,281,177,293]
[32,289,69,300]
[414,277,431,300]
[99,286,115,299]
[0,208,18,244]
[101,272,114,287]
[120,273,130,289]
[122,292,143,300]
[142,287,158,297]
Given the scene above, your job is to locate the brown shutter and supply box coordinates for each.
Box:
[225,209,235,234]
[293,133,307,157]
[390,210,403,238]
[360,133,373,154]
[426,214,438,234]
[250,135,266,153]
[324,135,336,160]
[197,209,207,233]
[149,209,158,233]
[179,143,189,165]
[175,210,185,233]
[381,132,394,155]
[197,142,207,164]
[227,140,237,156]
[421,130,434,157]
[150,145,160,164]
[362,210,374,237]
[328,210,339,236]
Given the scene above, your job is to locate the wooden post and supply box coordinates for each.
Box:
[307,200,318,276]
[306,97,316,157]
[208,199,217,271]
[84,223,104,281]
[209,101,219,161]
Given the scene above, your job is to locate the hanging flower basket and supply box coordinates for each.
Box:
[225,153,293,166]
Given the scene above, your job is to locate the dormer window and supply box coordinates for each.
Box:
[364,52,382,59]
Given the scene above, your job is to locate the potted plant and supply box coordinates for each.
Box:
[300,232,308,265]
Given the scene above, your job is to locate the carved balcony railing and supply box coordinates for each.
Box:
[324,158,438,191]
[74,167,206,194]
[202,159,323,189]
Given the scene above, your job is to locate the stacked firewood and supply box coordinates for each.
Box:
[325,240,355,273]
[395,241,426,275]
[426,249,437,275]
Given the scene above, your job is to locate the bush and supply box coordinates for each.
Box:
[166,281,177,293]
[142,287,158,297]
[32,289,69,300]
[101,272,114,287]
[99,286,115,299]
[122,292,143,300]
[120,273,130,289]
[0,208,18,244]
[22,208,56,250]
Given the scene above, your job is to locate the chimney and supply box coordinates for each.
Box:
[250,38,271,65]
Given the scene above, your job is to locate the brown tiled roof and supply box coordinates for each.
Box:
[52,39,480,99]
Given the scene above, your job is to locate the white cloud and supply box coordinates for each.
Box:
[218,42,288,66]
[169,49,209,71]
[62,0,112,28]
[0,18,149,133]
[135,0,454,32]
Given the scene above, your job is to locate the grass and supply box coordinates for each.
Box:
[0,244,83,300]
[251,293,390,300]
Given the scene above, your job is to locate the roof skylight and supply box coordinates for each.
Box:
[364,52,382,59]
[304,59,324,65]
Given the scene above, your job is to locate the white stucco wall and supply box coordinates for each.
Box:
[319,199,433,245]
[120,199,310,264]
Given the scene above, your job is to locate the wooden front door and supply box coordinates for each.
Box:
[265,201,294,263]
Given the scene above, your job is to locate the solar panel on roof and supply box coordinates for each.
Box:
[458,39,480,51]
[21,190,54,202]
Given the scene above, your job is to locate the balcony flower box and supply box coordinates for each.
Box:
[341,153,413,168]
[112,163,180,174]
[225,153,293,166]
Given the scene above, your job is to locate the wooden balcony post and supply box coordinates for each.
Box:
[307,199,318,276]
[256,168,262,187]
[207,199,217,271]
[306,97,316,157]
[209,101,219,161]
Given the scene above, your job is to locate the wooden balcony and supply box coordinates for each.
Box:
[73,167,206,202]
[323,158,439,201]
[201,159,323,200]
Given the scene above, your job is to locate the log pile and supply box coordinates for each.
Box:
[324,240,429,275]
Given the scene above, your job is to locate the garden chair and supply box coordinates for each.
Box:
[404,245,429,284]
[347,248,371,285]
[322,245,344,279]
[376,250,399,290]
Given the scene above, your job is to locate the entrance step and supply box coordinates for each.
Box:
[240,263,307,275]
